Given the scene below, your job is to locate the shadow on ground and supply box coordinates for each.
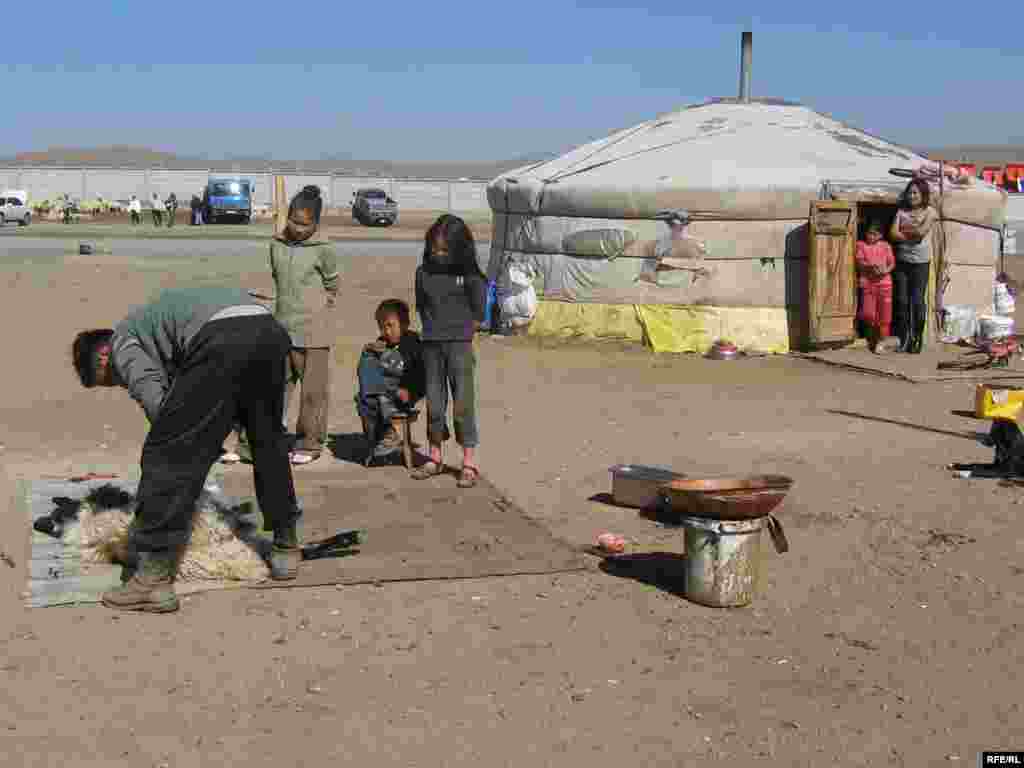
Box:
[599,552,688,598]
[587,492,684,527]
[327,432,371,465]
[327,432,434,470]
[950,409,982,419]
[826,408,989,442]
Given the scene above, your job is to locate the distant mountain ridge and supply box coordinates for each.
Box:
[1,146,560,179]
[14,145,179,165]
[5,144,1022,179]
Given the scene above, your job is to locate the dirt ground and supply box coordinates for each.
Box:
[20,209,493,242]
[0,235,1021,767]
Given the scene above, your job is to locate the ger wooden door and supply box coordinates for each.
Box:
[807,200,857,347]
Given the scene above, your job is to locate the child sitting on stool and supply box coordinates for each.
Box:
[356,299,425,463]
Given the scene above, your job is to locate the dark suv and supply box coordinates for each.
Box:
[352,188,398,227]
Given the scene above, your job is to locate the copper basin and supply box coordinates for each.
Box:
[659,475,793,520]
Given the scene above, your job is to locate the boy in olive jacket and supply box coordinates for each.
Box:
[232,186,340,465]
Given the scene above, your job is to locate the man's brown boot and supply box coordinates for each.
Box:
[102,551,179,612]
[270,523,301,581]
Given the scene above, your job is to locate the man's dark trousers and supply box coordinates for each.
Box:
[131,314,299,554]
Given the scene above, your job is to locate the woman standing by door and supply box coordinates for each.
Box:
[889,178,939,354]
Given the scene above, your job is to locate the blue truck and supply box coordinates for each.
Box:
[203,177,254,224]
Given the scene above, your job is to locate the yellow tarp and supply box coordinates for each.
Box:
[528,301,791,354]
[527,302,645,342]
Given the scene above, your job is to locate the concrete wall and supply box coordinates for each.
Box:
[0,167,491,212]
[83,169,147,200]
[1006,194,1024,223]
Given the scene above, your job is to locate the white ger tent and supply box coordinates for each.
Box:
[486,38,1007,352]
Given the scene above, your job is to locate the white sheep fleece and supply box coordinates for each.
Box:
[66,490,270,582]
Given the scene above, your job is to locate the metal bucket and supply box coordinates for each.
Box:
[681,515,763,607]
[608,464,685,509]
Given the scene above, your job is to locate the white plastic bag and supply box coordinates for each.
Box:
[978,314,1015,341]
[498,262,538,327]
[994,282,1016,316]
[506,262,533,291]
[501,293,537,327]
[940,305,979,343]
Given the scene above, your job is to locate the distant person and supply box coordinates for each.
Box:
[190,194,202,225]
[411,214,487,488]
[62,194,73,225]
[855,220,895,353]
[229,186,340,467]
[355,299,425,463]
[151,193,164,227]
[164,193,178,228]
[889,178,938,354]
[129,195,142,226]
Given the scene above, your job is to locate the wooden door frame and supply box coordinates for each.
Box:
[807,200,858,348]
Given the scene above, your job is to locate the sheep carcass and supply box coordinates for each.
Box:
[68,486,271,582]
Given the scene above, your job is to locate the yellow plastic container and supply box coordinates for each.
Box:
[974,384,1024,420]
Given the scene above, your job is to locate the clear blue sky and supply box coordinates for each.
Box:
[7,1,1022,161]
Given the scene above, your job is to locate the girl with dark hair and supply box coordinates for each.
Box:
[889,178,939,353]
[855,219,895,352]
[228,185,340,465]
[412,214,487,487]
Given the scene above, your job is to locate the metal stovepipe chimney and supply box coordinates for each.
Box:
[739,31,752,103]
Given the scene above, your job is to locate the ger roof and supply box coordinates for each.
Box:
[496,99,924,191]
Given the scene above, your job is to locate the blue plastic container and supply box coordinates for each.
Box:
[483,280,498,330]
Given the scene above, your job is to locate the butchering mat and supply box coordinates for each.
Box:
[223,469,588,590]
[19,468,587,608]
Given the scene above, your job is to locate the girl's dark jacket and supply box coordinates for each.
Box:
[414,250,487,342]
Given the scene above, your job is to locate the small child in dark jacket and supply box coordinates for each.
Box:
[356,299,425,461]
[412,214,487,488]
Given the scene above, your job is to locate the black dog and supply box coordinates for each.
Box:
[951,418,1024,478]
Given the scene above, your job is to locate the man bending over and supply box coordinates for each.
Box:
[72,284,302,613]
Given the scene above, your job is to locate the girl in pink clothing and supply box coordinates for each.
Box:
[855,220,895,352]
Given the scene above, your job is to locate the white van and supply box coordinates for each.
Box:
[0,190,31,226]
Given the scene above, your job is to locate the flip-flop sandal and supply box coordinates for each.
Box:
[290,452,319,466]
[457,465,480,489]
[411,460,443,480]
[219,451,242,464]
